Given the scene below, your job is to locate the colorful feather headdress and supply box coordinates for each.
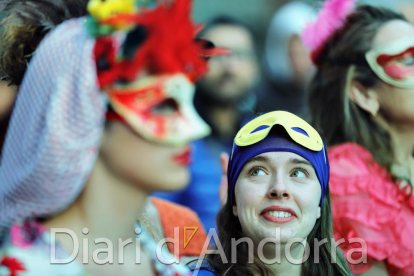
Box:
[302,0,358,65]
[86,0,228,87]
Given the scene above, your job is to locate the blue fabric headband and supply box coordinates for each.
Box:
[227,127,329,206]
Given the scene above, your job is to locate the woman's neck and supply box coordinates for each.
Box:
[389,125,414,164]
[375,116,414,181]
[387,122,414,183]
[257,242,304,276]
[43,156,148,255]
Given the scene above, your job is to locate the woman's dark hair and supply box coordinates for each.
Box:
[309,5,407,177]
[0,0,89,86]
[205,186,351,276]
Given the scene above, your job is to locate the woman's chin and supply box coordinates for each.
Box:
[151,167,190,192]
[255,223,300,244]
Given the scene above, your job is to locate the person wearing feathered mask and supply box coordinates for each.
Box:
[0,0,226,275]
[303,0,414,275]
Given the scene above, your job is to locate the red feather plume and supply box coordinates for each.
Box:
[95,0,212,87]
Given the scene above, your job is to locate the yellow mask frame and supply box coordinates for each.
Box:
[234,111,323,152]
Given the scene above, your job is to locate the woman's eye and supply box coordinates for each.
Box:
[398,55,414,66]
[251,169,266,177]
[290,169,307,178]
[151,98,179,115]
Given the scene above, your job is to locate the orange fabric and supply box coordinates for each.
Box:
[151,197,207,259]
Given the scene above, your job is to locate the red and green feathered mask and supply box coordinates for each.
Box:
[88,0,228,145]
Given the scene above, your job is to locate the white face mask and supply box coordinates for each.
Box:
[106,73,210,146]
[366,36,414,88]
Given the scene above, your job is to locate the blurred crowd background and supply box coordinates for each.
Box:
[193,0,414,60]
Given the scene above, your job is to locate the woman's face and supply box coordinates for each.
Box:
[100,121,191,192]
[233,151,321,245]
[370,20,414,126]
[98,70,209,192]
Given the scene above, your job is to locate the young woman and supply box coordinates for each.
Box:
[0,0,208,264]
[303,0,414,274]
[192,111,351,276]
[0,0,219,275]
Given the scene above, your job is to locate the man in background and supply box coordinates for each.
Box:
[154,16,259,230]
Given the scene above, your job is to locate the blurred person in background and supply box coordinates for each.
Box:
[155,16,260,231]
[303,0,414,274]
[0,0,88,159]
[0,0,224,274]
[0,0,90,253]
[0,0,208,264]
[254,1,315,120]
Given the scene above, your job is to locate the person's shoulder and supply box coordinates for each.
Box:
[328,145,413,274]
[192,269,216,276]
[327,142,390,180]
[188,260,216,276]
[151,197,201,223]
[328,142,397,203]
[151,197,208,257]
[328,142,373,165]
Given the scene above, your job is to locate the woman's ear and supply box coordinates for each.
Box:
[233,204,238,217]
[317,206,321,219]
[349,81,379,115]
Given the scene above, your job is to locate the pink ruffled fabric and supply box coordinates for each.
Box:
[329,143,414,275]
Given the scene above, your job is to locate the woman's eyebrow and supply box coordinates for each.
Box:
[289,158,313,167]
[243,156,270,167]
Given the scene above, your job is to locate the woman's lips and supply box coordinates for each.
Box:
[173,148,192,166]
[260,205,297,224]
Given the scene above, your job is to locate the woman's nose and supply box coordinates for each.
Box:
[267,176,290,200]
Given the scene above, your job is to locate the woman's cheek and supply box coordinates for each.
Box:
[292,187,321,220]
[237,182,266,209]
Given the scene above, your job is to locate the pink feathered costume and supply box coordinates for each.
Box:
[303,0,414,274]
[329,143,414,275]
